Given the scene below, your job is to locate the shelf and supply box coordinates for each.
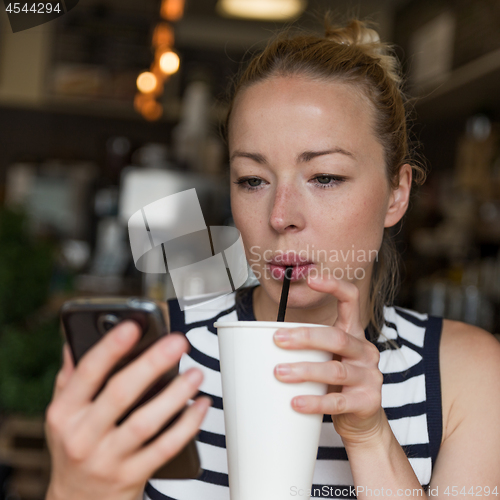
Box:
[413,47,500,122]
[0,94,229,124]
[45,95,142,120]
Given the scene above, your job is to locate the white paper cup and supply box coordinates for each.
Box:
[214,320,332,500]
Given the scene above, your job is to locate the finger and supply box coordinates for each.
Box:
[83,334,189,442]
[275,359,365,386]
[123,396,211,482]
[107,367,205,458]
[307,275,364,339]
[56,320,142,411]
[274,325,364,359]
[290,391,373,415]
[51,343,75,401]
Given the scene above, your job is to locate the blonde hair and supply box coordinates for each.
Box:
[224,17,427,339]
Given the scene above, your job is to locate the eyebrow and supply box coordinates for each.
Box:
[229,147,355,165]
[298,148,355,162]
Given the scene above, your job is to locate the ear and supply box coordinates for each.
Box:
[384,164,412,228]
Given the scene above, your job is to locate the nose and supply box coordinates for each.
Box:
[269,183,305,233]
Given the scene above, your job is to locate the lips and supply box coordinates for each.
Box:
[267,251,313,266]
[265,252,315,281]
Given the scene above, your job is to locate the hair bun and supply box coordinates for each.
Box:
[325,17,401,86]
[325,18,380,48]
[358,27,380,45]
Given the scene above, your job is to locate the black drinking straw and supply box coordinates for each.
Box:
[277,266,293,322]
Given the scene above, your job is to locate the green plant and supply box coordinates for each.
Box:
[0,208,55,326]
[0,318,63,416]
[0,206,60,415]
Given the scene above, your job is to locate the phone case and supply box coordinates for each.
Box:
[60,297,201,480]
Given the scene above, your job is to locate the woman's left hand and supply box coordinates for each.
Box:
[273,274,385,446]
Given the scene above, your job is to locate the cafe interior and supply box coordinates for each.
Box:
[0,0,499,497]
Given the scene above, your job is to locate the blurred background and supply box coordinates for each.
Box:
[0,0,499,497]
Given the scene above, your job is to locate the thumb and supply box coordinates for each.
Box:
[51,343,75,401]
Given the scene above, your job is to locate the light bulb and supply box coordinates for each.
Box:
[161,0,184,21]
[152,23,174,48]
[136,72,157,93]
[159,51,180,75]
[216,0,306,20]
[141,100,163,121]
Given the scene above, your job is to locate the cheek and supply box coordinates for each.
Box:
[345,188,388,249]
[230,193,265,252]
[314,184,388,253]
[230,193,261,231]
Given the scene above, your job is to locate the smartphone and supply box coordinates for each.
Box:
[59,296,201,480]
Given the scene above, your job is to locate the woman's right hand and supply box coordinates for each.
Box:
[45,320,210,500]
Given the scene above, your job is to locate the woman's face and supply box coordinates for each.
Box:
[229,76,405,310]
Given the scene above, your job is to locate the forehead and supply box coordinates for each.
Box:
[228,76,380,156]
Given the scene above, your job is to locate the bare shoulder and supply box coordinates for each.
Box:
[440,319,500,374]
[430,319,500,485]
[439,319,500,441]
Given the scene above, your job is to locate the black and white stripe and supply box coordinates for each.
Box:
[144,287,442,500]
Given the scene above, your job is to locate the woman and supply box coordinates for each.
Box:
[45,18,500,500]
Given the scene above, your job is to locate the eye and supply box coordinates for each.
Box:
[316,175,331,184]
[233,174,347,192]
[233,177,266,191]
[311,175,347,189]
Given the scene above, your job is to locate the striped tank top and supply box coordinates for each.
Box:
[144,285,443,500]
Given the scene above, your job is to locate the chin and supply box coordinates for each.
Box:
[264,278,330,309]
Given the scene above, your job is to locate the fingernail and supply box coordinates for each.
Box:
[185,369,203,385]
[275,364,291,376]
[194,397,212,412]
[117,322,136,340]
[160,335,183,355]
[293,397,306,408]
[274,329,290,342]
